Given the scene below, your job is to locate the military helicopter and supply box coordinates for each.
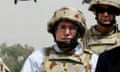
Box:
[14,0,37,4]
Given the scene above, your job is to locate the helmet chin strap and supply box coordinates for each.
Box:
[56,33,80,52]
[56,38,78,50]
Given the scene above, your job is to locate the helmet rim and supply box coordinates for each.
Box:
[89,0,120,15]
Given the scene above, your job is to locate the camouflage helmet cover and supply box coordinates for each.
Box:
[89,0,120,15]
[47,6,86,36]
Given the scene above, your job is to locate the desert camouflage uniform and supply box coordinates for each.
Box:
[21,6,94,72]
[41,6,92,72]
[83,0,120,54]
[40,47,92,72]
[83,26,120,54]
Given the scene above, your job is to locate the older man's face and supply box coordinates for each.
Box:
[55,20,78,44]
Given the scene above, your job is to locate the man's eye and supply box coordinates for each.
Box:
[58,25,66,29]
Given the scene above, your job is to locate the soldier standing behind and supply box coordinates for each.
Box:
[83,0,120,54]
[21,6,98,72]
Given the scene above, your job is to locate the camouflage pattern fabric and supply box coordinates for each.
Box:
[83,26,120,54]
[40,47,92,72]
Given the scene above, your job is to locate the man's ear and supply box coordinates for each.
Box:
[93,11,96,15]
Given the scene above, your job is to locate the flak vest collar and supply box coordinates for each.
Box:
[40,45,92,72]
[90,25,115,36]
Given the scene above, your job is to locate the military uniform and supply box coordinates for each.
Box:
[21,44,98,72]
[21,7,98,72]
[41,47,92,72]
[83,26,120,54]
[83,0,120,54]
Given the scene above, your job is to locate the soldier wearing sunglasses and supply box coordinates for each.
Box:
[83,0,120,55]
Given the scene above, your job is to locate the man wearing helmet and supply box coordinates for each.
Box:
[83,0,120,54]
[21,6,98,72]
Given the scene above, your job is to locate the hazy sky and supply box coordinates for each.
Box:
[0,0,120,49]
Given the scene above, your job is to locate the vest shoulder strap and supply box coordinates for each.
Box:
[44,46,54,56]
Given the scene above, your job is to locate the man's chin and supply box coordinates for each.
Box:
[100,22,113,27]
[104,22,111,24]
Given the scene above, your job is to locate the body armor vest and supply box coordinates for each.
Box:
[40,47,92,72]
[84,26,120,54]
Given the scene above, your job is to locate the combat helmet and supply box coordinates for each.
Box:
[89,0,120,15]
[47,6,86,37]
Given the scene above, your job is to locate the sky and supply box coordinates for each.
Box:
[0,0,120,49]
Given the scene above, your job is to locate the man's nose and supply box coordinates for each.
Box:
[64,28,71,35]
[103,11,109,16]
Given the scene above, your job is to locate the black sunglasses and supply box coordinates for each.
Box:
[96,6,115,14]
